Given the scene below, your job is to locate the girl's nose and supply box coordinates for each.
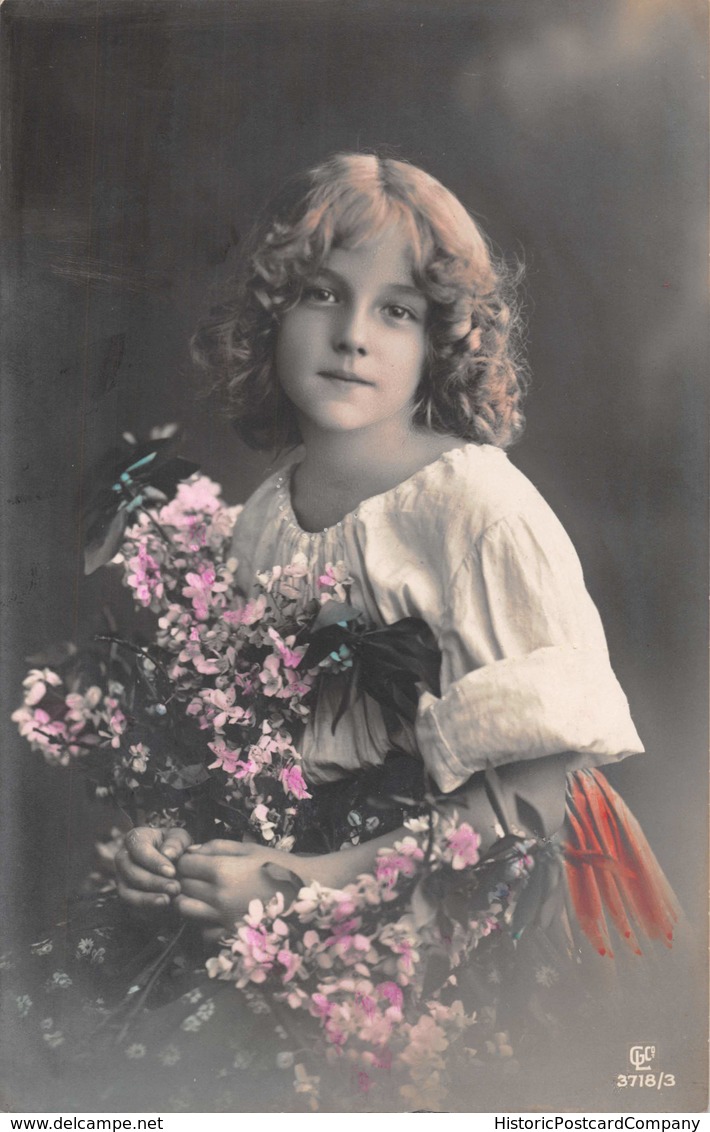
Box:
[333,305,368,356]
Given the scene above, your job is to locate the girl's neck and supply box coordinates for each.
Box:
[291,424,465,532]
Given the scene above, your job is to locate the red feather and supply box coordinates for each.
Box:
[570,780,643,954]
[592,771,679,944]
[564,802,614,957]
[563,770,679,957]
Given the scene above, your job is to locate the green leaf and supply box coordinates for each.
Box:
[310,601,362,632]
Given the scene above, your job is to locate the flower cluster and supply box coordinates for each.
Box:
[13,471,350,846]
[208,812,538,1111]
[13,669,128,767]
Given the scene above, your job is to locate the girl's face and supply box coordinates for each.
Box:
[275,224,428,442]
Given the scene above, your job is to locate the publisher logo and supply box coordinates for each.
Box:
[617,1044,675,1090]
[629,1045,655,1071]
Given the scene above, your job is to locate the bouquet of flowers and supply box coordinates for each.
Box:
[12,428,555,1111]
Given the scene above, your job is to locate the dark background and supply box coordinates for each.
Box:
[1,0,707,1106]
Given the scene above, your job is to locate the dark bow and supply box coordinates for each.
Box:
[302,600,441,737]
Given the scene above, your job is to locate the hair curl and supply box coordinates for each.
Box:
[192,153,527,450]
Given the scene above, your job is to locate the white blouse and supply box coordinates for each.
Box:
[230,443,644,793]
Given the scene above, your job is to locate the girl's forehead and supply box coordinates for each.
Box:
[321,225,418,286]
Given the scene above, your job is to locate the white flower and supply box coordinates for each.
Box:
[158,1045,181,1067]
[404,814,433,835]
[43,1031,65,1049]
[125,1043,147,1059]
[293,1063,320,1109]
[181,1014,202,1032]
[48,971,73,989]
[195,999,215,1022]
[276,1051,295,1069]
[245,995,270,1016]
[128,743,150,774]
[182,987,203,1004]
[76,937,95,957]
[16,995,32,1017]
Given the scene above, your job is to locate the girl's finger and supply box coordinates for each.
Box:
[116,880,171,910]
[185,840,249,856]
[116,850,180,895]
[124,828,177,878]
[173,895,222,923]
[178,876,215,903]
[177,853,227,881]
[162,827,193,861]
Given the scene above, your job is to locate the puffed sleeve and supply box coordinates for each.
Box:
[415,507,644,793]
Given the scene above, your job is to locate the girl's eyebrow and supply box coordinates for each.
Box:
[311,266,425,301]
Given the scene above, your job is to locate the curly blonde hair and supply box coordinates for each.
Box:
[192,153,527,450]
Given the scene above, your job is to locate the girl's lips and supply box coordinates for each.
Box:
[317,369,372,386]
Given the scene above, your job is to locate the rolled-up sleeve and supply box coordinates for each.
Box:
[415,510,644,793]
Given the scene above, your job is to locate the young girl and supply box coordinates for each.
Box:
[105,153,678,1107]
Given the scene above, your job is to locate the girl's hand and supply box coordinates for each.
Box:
[175,840,301,928]
[114,825,193,911]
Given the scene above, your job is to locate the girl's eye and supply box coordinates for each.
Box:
[385,304,417,322]
[303,285,337,304]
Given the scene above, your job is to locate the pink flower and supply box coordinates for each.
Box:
[277,948,302,983]
[444,823,481,870]
[267,627,304,669]
[317,561,353,603]
[357,1008,393,1047]
[258,654,283,696]
[374,841,423,888]
[22,668,63,706]
[279,764,311,800]
[126,545,164,607]
[308,993,332,1020]
[182,566,228,621]
[223,594,267,626]
[157,476,221,526]
[376,981,404,1010]
[207,740,251,776]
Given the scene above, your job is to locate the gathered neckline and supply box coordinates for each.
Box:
[274,442,491,537]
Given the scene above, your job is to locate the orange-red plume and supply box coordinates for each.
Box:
[563,769,679,958]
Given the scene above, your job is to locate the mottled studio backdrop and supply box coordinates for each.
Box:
[1,0,707,1095]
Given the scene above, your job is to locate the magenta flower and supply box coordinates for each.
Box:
[267,627,304,670]
[207,740,247,776]
[277,948,302,983]
[376,981,404,1010]
[444,823,481,870]
[280,764,311,800]
[126,546,164,607]
[308,993,332,1020]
